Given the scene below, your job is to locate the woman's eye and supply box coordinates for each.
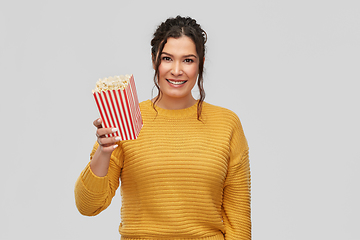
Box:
[184,59,194,63]
[162,56,171,61]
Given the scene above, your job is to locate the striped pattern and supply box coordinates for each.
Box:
[75,100,251,240]
[93,75,143,140]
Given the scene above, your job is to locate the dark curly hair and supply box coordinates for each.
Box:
[151,15,207,120]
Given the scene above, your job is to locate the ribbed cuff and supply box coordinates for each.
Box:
[81,163,109,193]
[121,233,224,240]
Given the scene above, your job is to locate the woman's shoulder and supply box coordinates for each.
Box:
[203,102,247,145]
[203,102,240,119]
[139,99,152,108]
[139,100,157,119]
[139,99,153,112]
[202,101,243,127]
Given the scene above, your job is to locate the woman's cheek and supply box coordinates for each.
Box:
[187,65,199,79]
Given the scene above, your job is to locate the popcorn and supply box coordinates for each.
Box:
[93,74,143,140]
[92,74,131,93]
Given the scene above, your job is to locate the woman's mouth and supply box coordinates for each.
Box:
[166,79,187,85]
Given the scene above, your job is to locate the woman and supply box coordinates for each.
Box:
[75,16,251,240]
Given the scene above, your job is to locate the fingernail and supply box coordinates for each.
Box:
[97,119,101,123]
[115,137,121,141]
[113,144,118,149]
[112,128,118,133]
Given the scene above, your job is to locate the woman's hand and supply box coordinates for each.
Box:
[90,118,120,177]
[94,118,120,153]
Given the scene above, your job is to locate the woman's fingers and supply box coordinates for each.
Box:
[97,135,121,146]
[96,132,119,153]
[96,127,118,137]
[93,118,120,153]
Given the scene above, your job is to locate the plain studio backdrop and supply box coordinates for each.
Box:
[0,1,359,239]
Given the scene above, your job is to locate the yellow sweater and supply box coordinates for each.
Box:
[75,100,251,240]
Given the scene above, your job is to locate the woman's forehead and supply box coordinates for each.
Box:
[162,36,197,57]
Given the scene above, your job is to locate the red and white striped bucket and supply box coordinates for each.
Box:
[93,75,143,140]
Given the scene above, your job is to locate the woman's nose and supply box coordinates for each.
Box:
[171,61,183,76]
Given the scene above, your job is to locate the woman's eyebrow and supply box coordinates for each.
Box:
[162,52,198,58]
[184,54,198,58]
[161,52,173,57]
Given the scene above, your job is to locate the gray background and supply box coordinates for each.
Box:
[1,1,359,239]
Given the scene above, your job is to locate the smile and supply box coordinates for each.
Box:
[166,79,187,85]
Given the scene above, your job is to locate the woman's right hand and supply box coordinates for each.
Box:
[94,118,120,153]
[90,118,120,177]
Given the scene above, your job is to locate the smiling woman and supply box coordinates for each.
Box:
[75,16,251,240]
[151,16,207,120]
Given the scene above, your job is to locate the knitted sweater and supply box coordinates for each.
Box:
[75,100,251,240]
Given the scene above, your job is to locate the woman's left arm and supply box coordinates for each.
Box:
[222,116,251,240]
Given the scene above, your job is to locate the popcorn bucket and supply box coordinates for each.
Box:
[93,75,143,140]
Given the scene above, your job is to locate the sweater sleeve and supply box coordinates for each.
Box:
[222,116,251,240]
[74,142,123,216]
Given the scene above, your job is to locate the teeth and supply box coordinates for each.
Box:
[167,79,186,85]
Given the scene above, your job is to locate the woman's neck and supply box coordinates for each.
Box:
[153,95,197,110]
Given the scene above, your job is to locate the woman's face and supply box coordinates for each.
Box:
[156,36,199,105]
